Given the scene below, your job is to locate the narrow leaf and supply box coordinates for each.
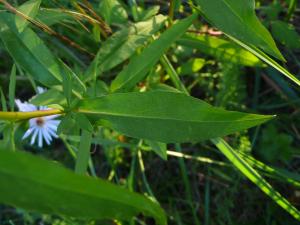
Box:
[75,130,92,174]
[110,14,197,92]
[84,15,166,82]
[212,137,300,221]
[16,0,41,32]
[178,34,264,67]
[8,64,16,111]
[227,34,300,87]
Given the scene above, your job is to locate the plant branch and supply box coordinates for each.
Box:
[0,109,63,121]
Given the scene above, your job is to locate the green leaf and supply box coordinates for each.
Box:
[177,58,206,76]
[0,149,166,224]
[75,113,93,132]
[195,0,284,60]
[178,34,264,67]
[78,91,274,143]
[226,34,300,87]
[271,20,300,49]
[240,152,300,188]
[0,87,7,112]
[0,12,62,86]
[0,13,84,95]
[57,114,79,136]
[75,130,92,174]
[30,88,67,107]
[147,140,167,160]
[16,0,41,32]
[37,8,73,26]
[84,15,166,82]
[8,64,16,111]
[212,137,300,221]
[99,0,128,24]
[110,14,197,92]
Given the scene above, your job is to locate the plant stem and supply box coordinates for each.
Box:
[0,109,63,121]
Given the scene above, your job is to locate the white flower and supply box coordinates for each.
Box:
[15,87,60,148]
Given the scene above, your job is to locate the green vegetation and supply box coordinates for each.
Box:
[0,0,300,224]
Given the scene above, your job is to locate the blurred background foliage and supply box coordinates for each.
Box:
[0,0,300,224]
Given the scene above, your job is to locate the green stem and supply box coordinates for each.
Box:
[0,109,63,121]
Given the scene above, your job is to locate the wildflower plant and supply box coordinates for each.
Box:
[15,87,60,148]
[0,0,299,224]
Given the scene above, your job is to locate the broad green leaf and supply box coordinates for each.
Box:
[195,0,284,60]
[0,149,166,224]
[84,15,166,82]
[212,137,300,221]
[110,14,197,92]
[78,91,273,143]
[16,0,41,32]
[178,34,264,67]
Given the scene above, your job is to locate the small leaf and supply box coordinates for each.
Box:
[147,140,167,160]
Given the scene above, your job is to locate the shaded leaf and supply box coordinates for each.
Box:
[195,0,284,60]
[110,14,197,92]
[0,149,167,224]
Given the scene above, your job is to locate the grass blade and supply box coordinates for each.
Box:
[212,137,300,221]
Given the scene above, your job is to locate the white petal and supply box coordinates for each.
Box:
[22,128,33,140]
[47,120,60,127]
[39,106,48,111]
[45,115,60,120]
[37,86,46,94]
[30,128,39,145]
[42,127,52,145]
[38,129,43,148]
[47,127,58,138]
[15,99,37,112]
[29,118,38,127]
